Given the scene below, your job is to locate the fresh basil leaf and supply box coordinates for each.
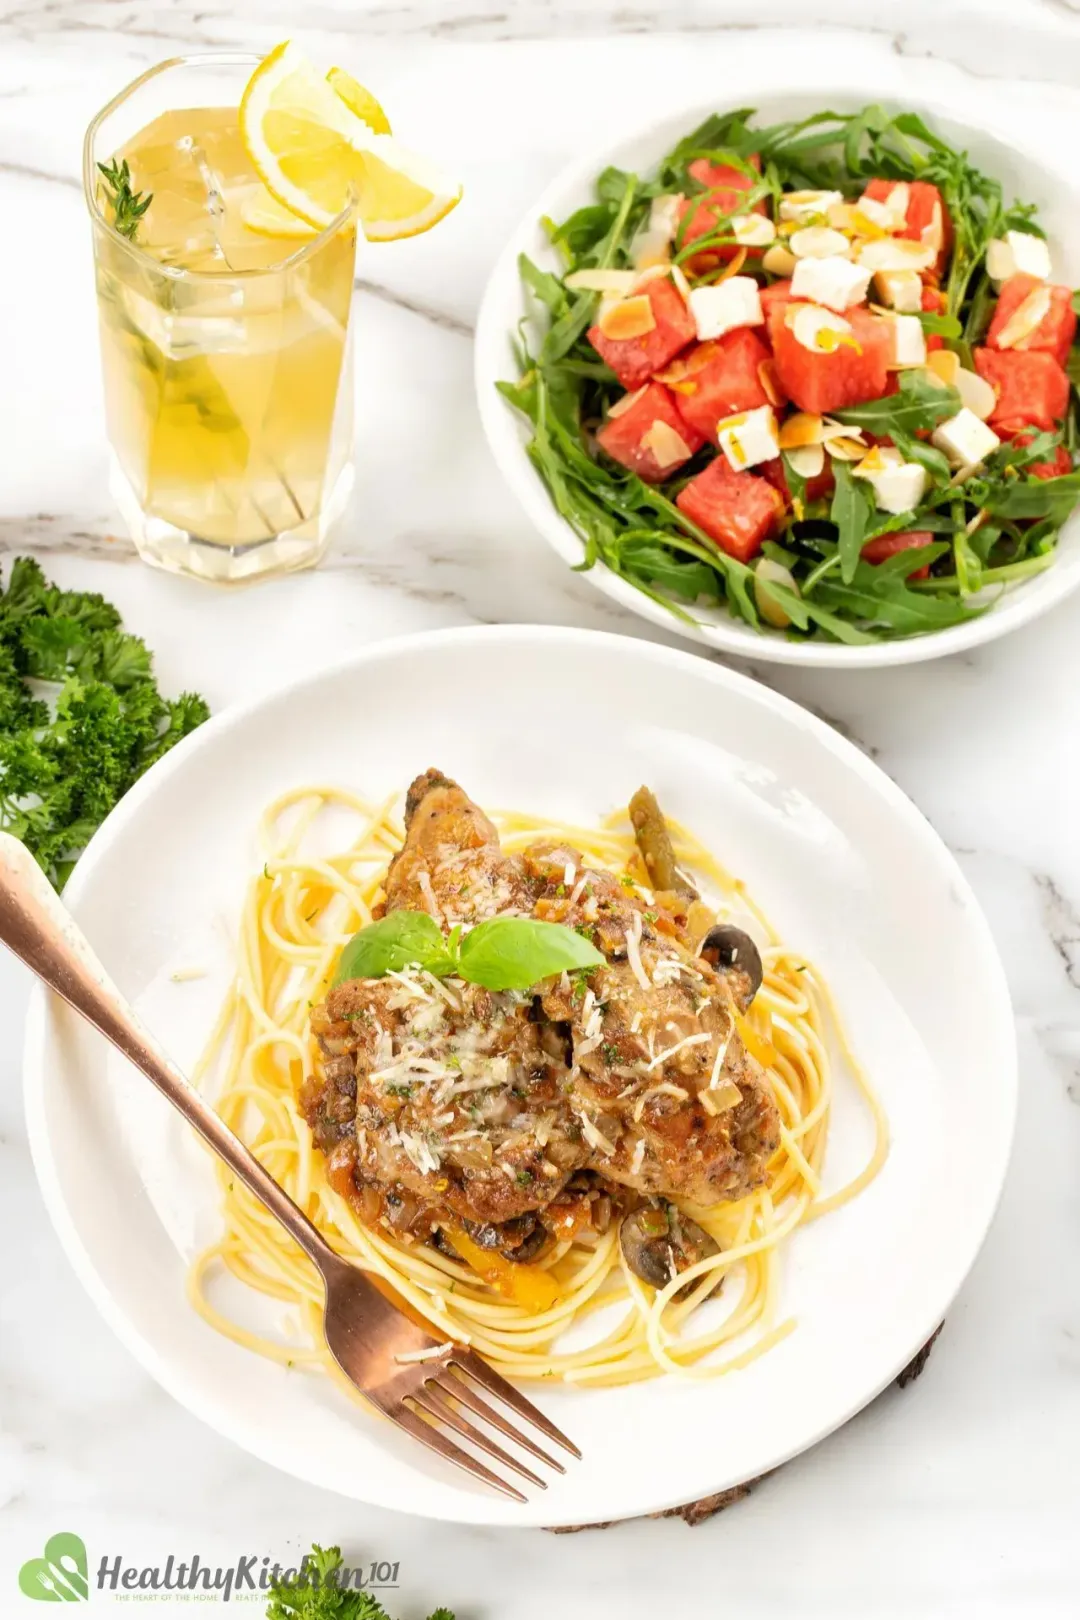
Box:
[831,371,962,436]
[334,911,449,985]
[830,461,873,583]
[1072,290,1080,317]
[458,917,604,992]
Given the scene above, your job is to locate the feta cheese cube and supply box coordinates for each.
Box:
[853,447,928,515]
[779,189,844,224]
[889,313,927,367]
[791,255,872,312]
[717,404,779,471]
[873,269,923,313]
[688,276,763,341]
[732,212,777,247]
[986,229,1052,285]
[932,408,1002,469]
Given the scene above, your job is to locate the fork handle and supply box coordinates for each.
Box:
[0,833,338,1276]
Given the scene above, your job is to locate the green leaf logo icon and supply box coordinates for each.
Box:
[18,1534,88,1601]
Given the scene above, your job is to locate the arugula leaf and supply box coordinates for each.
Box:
[831,371,962,435]
[458,916,604,991]
[333,911,450,984]
[977,470,1080,523]
[829,461,873,582]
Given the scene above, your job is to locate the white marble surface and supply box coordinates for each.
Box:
[3,4,1080,1615]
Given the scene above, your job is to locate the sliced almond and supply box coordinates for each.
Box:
[762,243,798,277]
[633,261,691,301]
[785,442,825,479]
[607,385,648,420]
[883,181,910,228]
[827,200,857,231]
[641,418,692,469]
[598,295,656,340]
[852,195,896,234]
[654,345,714,386]
[854,445,900,477]
[779,411,826,449]
[566,268,638,294]
[857,237,936,274]
[827,435,869,462]
[757,358,787,408]
[921,199,945,256]
[754,558,800,629]
[631,232,672,271]
[925,348,961,386]
[732,213,777,247]
[994,284,1052,350]
[955,366,997,421]
[789,225,851,260]
[791,304,858,354]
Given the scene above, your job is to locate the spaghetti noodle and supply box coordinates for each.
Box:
[188,786,888,1388]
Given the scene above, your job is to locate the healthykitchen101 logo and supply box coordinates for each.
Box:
[19,1533,89,1601]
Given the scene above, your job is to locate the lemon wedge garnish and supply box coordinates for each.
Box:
[241,65,390,239]
[326,66,391,136]
[239,41,462,240]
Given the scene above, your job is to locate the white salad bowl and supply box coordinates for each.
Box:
[475,86,1080,668]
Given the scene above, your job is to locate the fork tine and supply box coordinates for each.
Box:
[450,1351,582,1459]
[391,1404,527,1503]
[417,1384,547,1489]
[441,1367,565,1473]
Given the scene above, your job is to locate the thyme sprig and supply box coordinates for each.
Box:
[97,158,153,242]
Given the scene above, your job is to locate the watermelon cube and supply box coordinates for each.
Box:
[587,278,696,390]
[659,328,772,440]
[986,273,1077,367]
[861,529,935,580]
[677,154,766,270]
[973,347,1070,433]
[863,178,952,270]
[760,278,795,332]
[1012,435,1073,480]
[676,455,784,562]
[770,305,891,415]
[596,382,705,482]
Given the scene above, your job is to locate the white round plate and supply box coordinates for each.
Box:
[476,87,1080,668]
[24,627,1015,1525]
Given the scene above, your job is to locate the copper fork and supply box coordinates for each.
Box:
[0,833,579,1501]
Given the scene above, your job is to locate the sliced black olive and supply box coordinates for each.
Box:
[699,924,763,1008]
[619,1203,721,1296]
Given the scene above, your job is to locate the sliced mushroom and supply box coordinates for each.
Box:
[699,924,763,1009]
[619,1202,721,1297]
[462,1213,549,1263]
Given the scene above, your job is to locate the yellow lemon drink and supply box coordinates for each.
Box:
[84,51,461,583]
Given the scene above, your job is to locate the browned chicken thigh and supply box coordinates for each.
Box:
[302,770,780,1277]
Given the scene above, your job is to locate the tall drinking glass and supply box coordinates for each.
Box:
[84,55,357,583]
